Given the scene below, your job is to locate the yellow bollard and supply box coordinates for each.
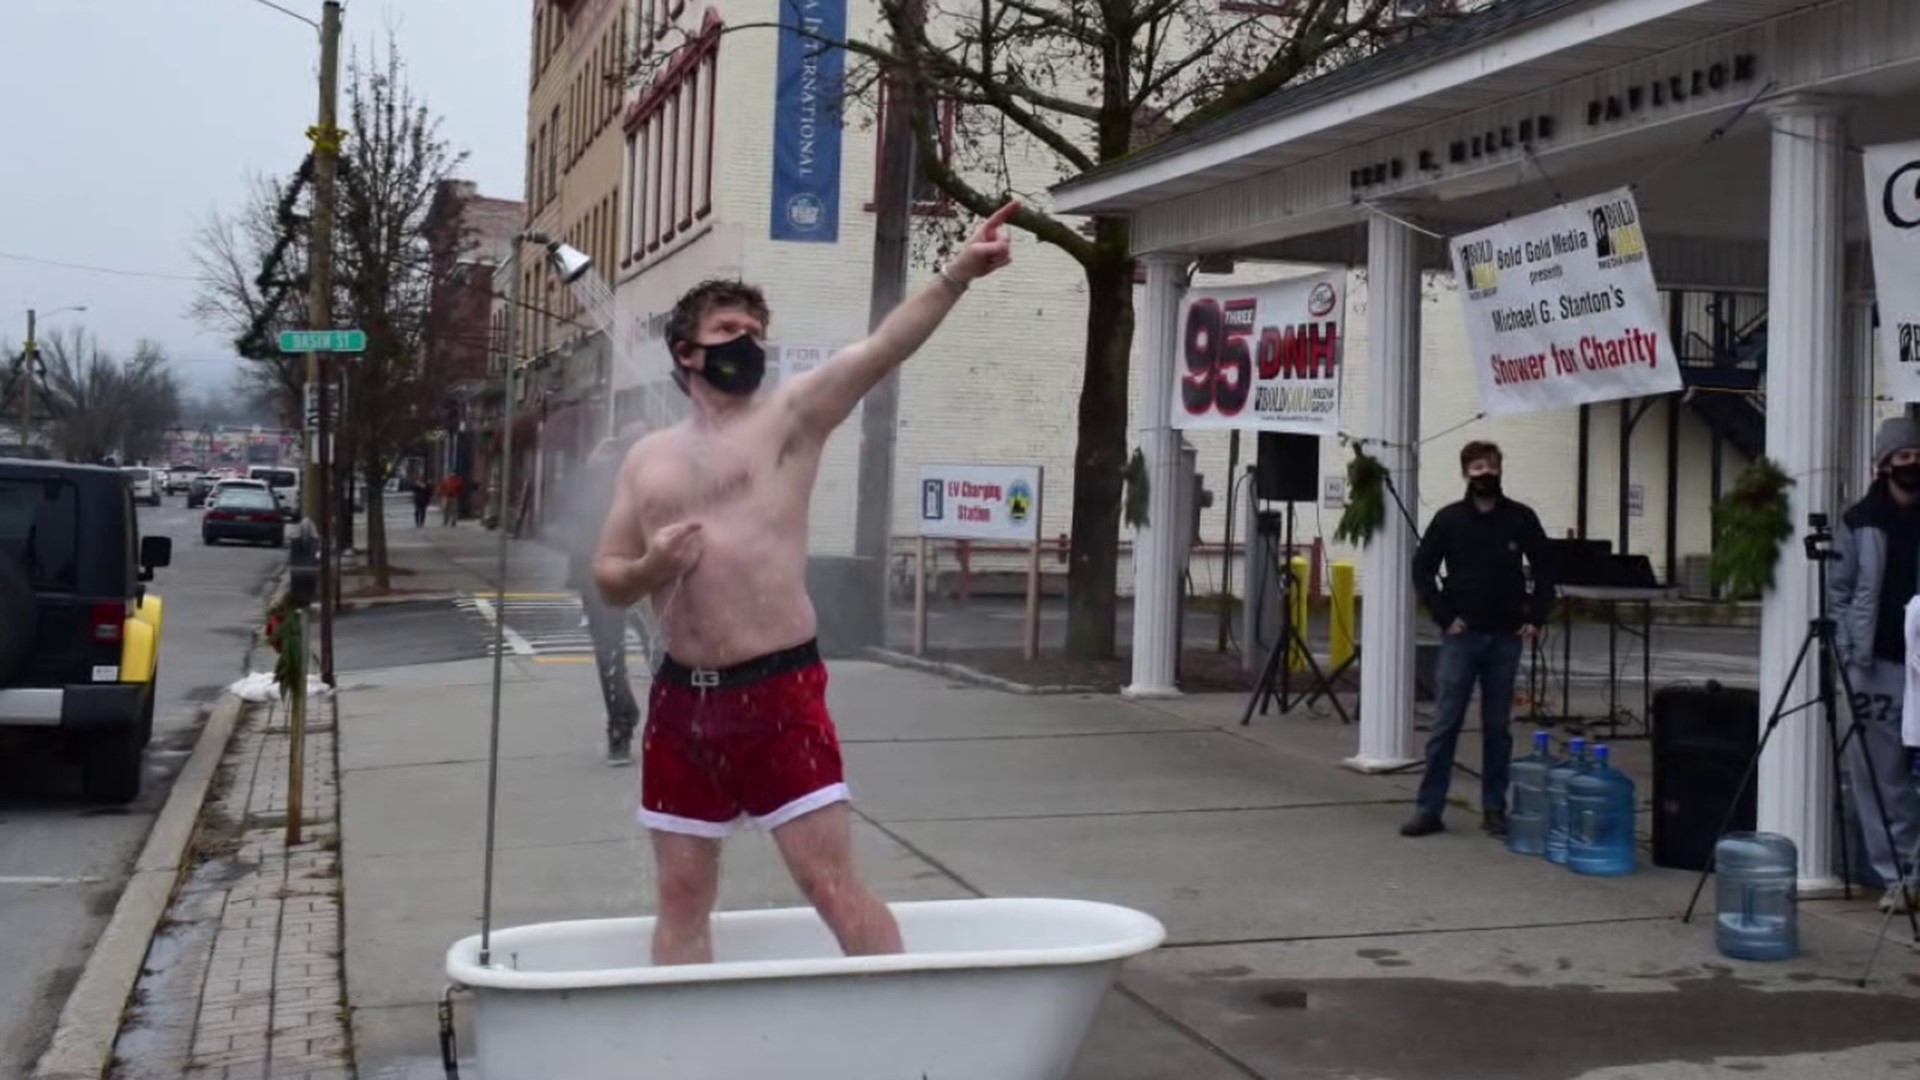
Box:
[1288,556,1310,672]
[1330,561,1356,671]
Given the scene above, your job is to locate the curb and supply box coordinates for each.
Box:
[31,693,247,1080]
[862,647,1103,696]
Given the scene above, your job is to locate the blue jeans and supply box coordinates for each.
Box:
[1415,631,1524,817]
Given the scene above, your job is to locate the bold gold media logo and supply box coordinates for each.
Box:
[1458,239,1499,292]
[1591,198,1646,261]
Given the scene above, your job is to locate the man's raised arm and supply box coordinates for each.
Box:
[784,200,1021,435]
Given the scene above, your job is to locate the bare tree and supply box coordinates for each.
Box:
[31,328,182,463]
[334,42,469,589]
[189,171,313,428]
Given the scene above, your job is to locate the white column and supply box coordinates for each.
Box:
[1757,97,1848,890]
[1838,300,1876,506]
[1345,210,1422,771]
[1124,254,1187,699]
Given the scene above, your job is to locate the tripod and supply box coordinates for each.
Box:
[1681,513,1920,946]
[1241,502,1352,727]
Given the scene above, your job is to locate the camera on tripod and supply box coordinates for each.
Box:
[1803,511,1837,563]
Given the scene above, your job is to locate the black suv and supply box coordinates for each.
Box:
[0,460,172,802]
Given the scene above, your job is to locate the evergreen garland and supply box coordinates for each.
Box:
[1122,447,1150,529]
[1334,445,1389,546]
[1710,456,1795,599]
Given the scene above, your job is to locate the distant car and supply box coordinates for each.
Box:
[202,486,286,547]
[122,467,162,507]
[0,459,171,802]
[164,467,200,495]
[247,466,301,522]
[186,475,216,509]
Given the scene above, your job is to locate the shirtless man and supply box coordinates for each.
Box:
[594,201,1019,964]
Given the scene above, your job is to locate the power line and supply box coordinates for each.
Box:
[0,251,205,283]
[244,0,320,29]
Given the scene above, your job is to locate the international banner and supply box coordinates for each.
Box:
[1173,272,1346,435]
[1865,140,1920,402]
[769,0,846,243]
[1449,187,1680,416]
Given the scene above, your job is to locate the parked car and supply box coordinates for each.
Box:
[122,466,162,507]
[203,486,286,547]
[186,475,217,509]
[247,466,302,522]
[0,460,171,802]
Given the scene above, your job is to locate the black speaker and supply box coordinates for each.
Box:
[1255,432,1319,503]
[1650,683,1759,871]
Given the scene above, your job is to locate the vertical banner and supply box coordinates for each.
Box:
[1448,187,1680,416]
[1173,272,1347,435]
[1865,140,1920,402]
[770,0,846,243]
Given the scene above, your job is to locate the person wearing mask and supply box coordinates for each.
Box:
[1829,418,1920,914]
[1404,441,1553,838]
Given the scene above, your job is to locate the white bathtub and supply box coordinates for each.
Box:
[445,897,1167,1079]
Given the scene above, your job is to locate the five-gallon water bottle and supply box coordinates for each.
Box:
[1544,737,1588,865]
[1714,832,1798,961]
[1566,744,1636,876]
[1507,730,1557,856]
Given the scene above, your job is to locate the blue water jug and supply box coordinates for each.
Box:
[1567,744,1636,876]
[1715,832,1798,961]
[1507,730,1557,856]
[1544,737,1588,865]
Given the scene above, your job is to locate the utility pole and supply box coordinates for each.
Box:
[852,0,924,649]
[20,309,35,451]
[290,0,343,846]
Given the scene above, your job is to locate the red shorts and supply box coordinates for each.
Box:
[638,660,847,837]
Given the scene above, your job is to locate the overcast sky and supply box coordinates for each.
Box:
[0,0,529,393]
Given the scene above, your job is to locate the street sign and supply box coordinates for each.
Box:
[278,329,367,353]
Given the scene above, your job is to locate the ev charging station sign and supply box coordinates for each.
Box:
[916,463,1041,542]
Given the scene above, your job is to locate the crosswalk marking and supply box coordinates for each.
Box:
[455,593,657,664]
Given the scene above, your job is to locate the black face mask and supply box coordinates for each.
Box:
[1891,464,1920,493]
[688,334,766,397]
[1468,474,1503,500]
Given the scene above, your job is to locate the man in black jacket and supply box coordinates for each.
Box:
[559,433,644,764]
[1404,441,1553,838]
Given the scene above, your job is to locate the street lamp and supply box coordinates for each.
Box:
[476,229,591,967]
[18,304,88,453]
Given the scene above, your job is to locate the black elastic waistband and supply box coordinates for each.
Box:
[657,639,820,689]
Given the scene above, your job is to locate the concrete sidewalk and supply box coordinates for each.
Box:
[333,645,1920,1080]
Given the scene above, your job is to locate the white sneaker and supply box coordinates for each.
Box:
[1880,884,1916,914]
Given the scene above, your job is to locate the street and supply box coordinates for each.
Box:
[0,498,277,1080]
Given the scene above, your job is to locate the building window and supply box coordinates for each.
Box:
[624,13,719,263]
[870,89,958,214]
[546,105,561,201]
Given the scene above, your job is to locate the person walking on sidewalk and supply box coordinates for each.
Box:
[560,435,643,765]
[1829,418,1920,914]
[411,474,433,528]
[594,201,1020,964]
[1404,441,1554,839]
[440,472,463,526]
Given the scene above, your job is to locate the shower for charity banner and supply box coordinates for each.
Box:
[1174,272,1346,436]
[1865,140,1920,402]
[1449,187,1679,416]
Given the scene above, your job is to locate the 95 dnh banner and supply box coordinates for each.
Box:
[1449,187,1680,416]
[1174,272,1346,436]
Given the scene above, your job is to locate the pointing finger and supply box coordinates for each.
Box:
[981,199,1021,237]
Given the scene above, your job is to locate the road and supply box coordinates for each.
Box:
[0,497,279,1079]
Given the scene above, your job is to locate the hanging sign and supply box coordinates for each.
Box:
[769,0,846,243]
[1865,140,1920,402]
[1173,272,1346,436]
[917,463,1040,542]
[1449,187,1680,416]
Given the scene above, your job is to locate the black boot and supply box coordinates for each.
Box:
[1481,809,1509,838]
[1400,811,1445,837]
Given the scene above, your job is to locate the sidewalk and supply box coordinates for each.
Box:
[333,662,1920,1077]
